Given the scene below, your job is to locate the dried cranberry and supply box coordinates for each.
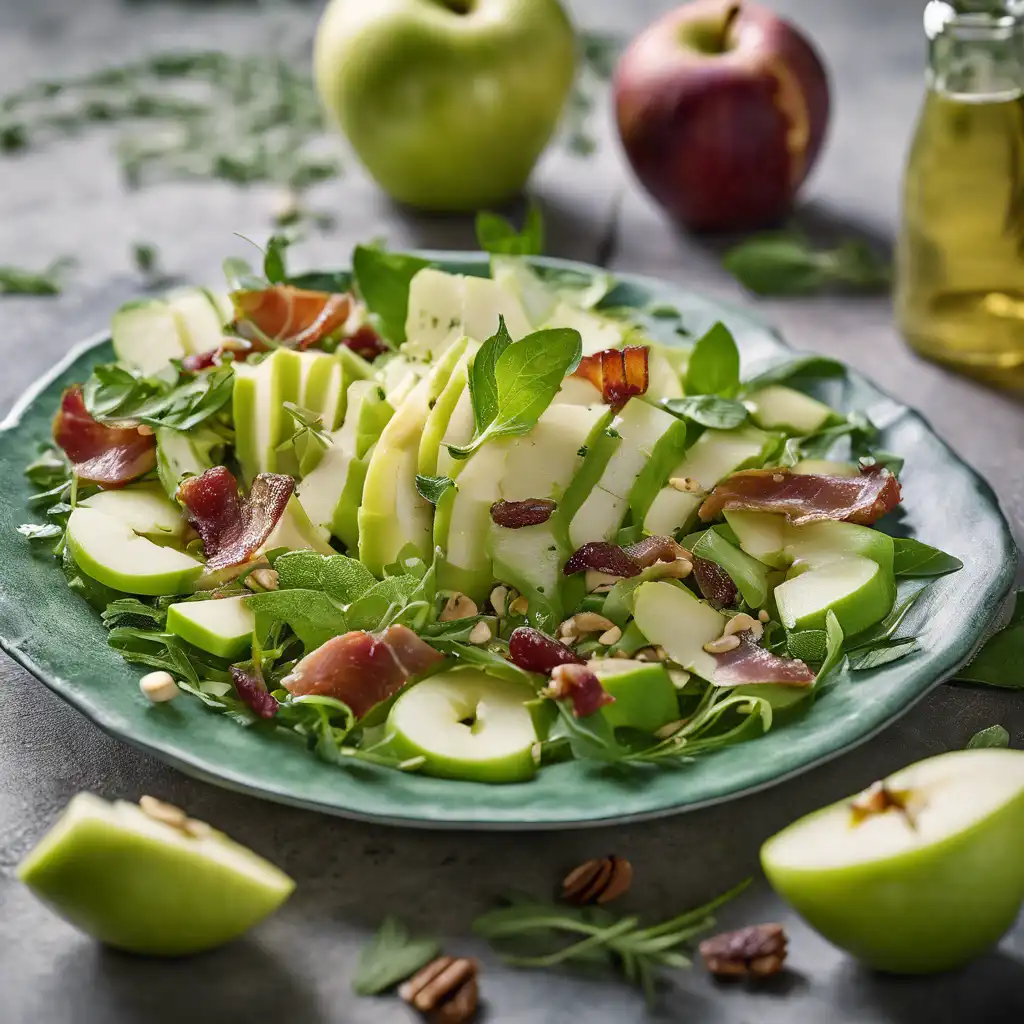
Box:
[508,627,584,674]
[622,535,691,569]
[490,498,557,528]
[342,324,389,362]
[231,666,278,719]
[182,338,253,373]
[563,541,641,578]
[693,557,739,608]
[548,663,615,718]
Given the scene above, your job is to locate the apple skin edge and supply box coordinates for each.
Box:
[613,0,830,231]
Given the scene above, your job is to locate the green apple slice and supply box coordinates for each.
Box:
[385,670,538,783]
[775,556,894,635]
[542,301,626,355]
[233,349,303,482]
[166,596,255,659]
[17,792,294,956]
[417,344,476,477]
[490,255,558,326]
[589,658,679,733]
[112,299,187,376]
[645,347,685,403]
[155,426,221,500]
[745,384,833,434]
[461,273,531,343]
[632,581,725,681]
[67,508,202,596]
[435,386,476,479]
[81,484,185,541]
[168,287,228,358]
[761,748,1024,973]
[262,496,334,556]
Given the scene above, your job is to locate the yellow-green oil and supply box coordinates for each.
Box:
[897,81,1024,385]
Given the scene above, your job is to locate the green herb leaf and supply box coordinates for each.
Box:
[414,474,455,506]
[552,700,629,762]
[24,448,69,490]
[647,303,681,320]
[448,327,583,460]
[101,597,167,629]
[352,245,430,344]
[0,257,72,296]
[352,916,442,996]
[684,322,740,398]
[787,629,827,663]
[17,522,63,541]
[742,355,846,390]
[846,581,930,651]
[274,551,377,604]
[263,233,291,284]
[955,590,1024,689]
[475,200,544,256]
[246,588,348,653]
[816,610,845,685]
[967,724,1010,749]
[663,394,748,430]
[131,241,159,276]
[427,640,541,687]
[276,402,331,456]
[468,316,513,434]
[723,233,890,296]
[891,537,963,577]
[223,256,266,293]
[848,638,919,671]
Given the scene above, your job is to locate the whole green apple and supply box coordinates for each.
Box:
[761,749,1024,973]
[314,0,577,210]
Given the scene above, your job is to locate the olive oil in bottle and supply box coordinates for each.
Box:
[897,1,1024,384]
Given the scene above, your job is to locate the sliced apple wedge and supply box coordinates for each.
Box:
[386,670,538,784]
[762,749,1024,973]
[17,792,294,956]
[775,556,894,636]
[166,596,255,660]
[81,484,185,541]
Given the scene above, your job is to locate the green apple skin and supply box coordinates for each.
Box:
[589,658,679,733]
[17,793,294,956]
[166,596,255,660]
[314,0,577,210]
[761,750,1024,974]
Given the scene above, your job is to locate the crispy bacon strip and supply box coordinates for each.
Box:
[572,345,649,410]
[233,285,352,350]
[490,498,557,528]
[282,625,443,718]
[545,663,615,718]
[693,557,739,608]
[230,666,279,719]
[698,468,902,526]
[176,466,293,571]
[712,634,815,688]
[563,541,641,578]
[181,338,253,373]
[622,535,692,569]
[52,386,156,487]
[341,323,389,362]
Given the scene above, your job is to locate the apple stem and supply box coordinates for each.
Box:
[722,3,742,44]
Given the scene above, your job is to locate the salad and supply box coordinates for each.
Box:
[22,218,963,785]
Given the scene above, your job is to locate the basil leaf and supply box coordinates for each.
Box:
[263,234,291,284]
[848,638,919,671]
[742,355,846,390]
[475,200,544,255]
[892,537,963,577]
[684,322,740,397]
[663,394,748,430]
[966,724,1010,749]
[468,316,513,433]
[352,916,441,996]
[415,474,455,506]
[815,611,845,685]
[447,327,582,460]
[352,245,430,344]
[955,591,1024,690]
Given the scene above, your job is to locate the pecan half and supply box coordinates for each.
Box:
[699,923,788,979]
[398,956,479,1023]
[561,855,633,906]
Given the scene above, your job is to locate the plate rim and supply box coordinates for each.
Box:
[0,253,1017,830]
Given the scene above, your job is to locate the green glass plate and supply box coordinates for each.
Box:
[0,255,1015,829]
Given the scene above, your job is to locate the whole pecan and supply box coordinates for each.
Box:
[561,855,633,906]
[699,923,788,979]
[398,956,479,1023]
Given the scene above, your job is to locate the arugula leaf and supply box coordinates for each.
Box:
[967,724,1010,749]
[245,588,348,652]
[448,327,583,460]
[848,638,919,671]
[0,257,73,296]
[475,200,544,256]
[551,701,628,762]
[663,394,748,430]
[24,448,70,490]
[352,916,442,996]
[955,590,1024,690]
[107,628,202,685]
[414,474,455,505]
[347,575,428,632]
[891,537,963,577]
[723,233,890,296]
[427,640,541,687]
[468,316,513,433]
[101,598,167,629]
[263,233,291,284]
[274,551,377,604]
[684,322,740,397]
[846,581,930,651]
[17,523,63,541]
[815,611,845,685]
[276,402,331,459]
[352,245,430,344]
[742,355,846,390]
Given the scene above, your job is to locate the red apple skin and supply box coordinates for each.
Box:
[614,1,830,232]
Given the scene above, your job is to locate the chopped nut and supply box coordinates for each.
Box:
[654,646,668,661]
[700,923,788,979]
[723,612,763,640]
[468,621,492,645]
[655,719,684,739]
[440,593,478,622]
[703,635,741,654]
[772,473,785,483]
[758,609,770,623]
[585,569,623,592]
[399,956,479,1023]
[244,567,280,593]
[635,648,657,662]
[489,585,509,618]
[561,855,633,906]
[139,795,187,828]
[183,818,214,840]
[508,595,529,616]
[570,612,616,634]
[137,424,155,437]
[658,557,693,579]
[669,476,703,493]
[598,625,622,646]
[140,671,178,703]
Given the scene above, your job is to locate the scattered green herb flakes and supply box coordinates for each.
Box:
[352,916,442,997]
[352,245,431,345]
[723,233,890,296]
[684,322,740,398]
[663,394,748,430]
[891,537,963,577]
[475,200,544,256]
[414,475,455,506]
[0,258,73,296]
[966,725,1010,749]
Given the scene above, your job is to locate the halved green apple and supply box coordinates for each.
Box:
[17,792,294,956]
[589,658,679,733]
[166,595,255,659]
[762,748,1024,973]
[385,669,538,783]
[67,508,202,596]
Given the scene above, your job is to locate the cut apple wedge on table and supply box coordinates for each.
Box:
[17,793,294,956]
[762,749,1024,974]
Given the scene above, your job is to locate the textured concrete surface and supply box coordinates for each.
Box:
[1,1,1024,1022]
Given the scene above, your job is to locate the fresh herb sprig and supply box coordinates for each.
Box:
[967,724,1010,749]
[352,917,442,996]
[0,258,73,297]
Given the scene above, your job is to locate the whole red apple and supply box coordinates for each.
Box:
[614,1,830,232]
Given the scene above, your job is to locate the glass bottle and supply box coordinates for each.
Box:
[896,1,1024,385]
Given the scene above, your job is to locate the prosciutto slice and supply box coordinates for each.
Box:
[712,634,815,688]
[282,625,443,718]
[572,345,649,409]
[52,386,156,486]
[699,467,901,526]
[176,466,293,571]
[545,663,615,718]
[233,285,352,349]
